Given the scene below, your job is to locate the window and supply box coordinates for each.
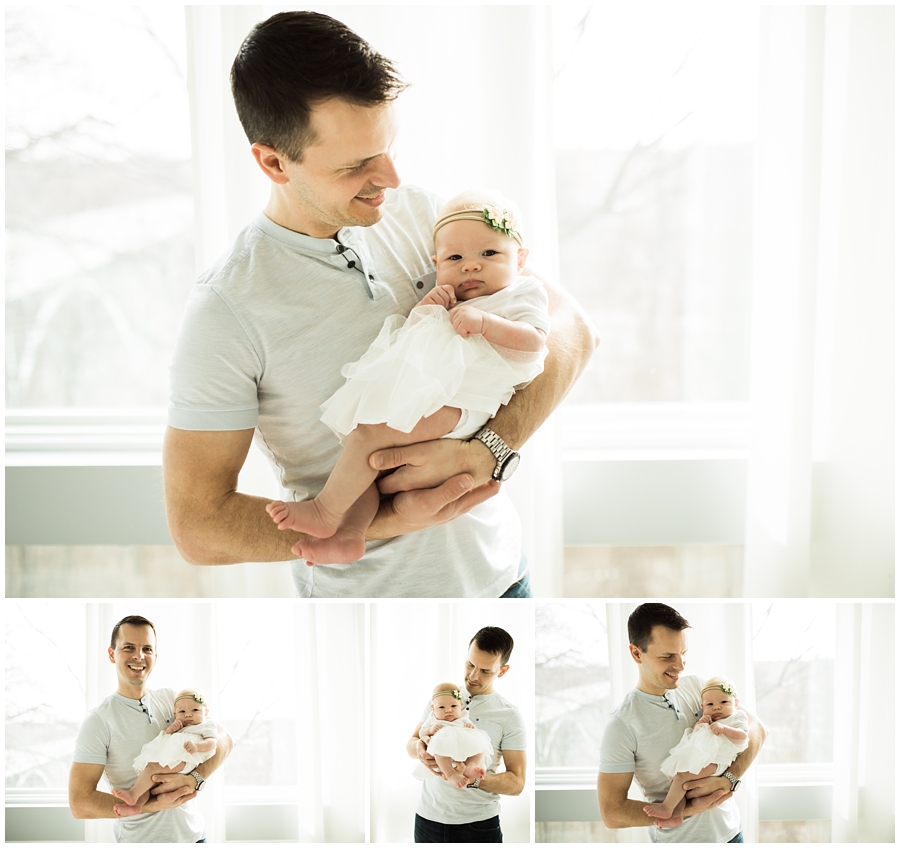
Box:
[6,6,194,408]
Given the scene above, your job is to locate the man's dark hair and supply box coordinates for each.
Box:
[469,626,514,667]
[230,10,409,162]
[110,615,157,650]
[627,604,691,652]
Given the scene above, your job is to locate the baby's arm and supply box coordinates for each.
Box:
[419,725,440,742]
[711,723,749,742]
[450,306,546,352]
[165,719,183,735]
[183,737,217,756]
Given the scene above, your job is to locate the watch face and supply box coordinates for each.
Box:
[498,452,520,481]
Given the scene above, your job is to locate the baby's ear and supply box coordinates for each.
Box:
[431,255,437,265]
[516,247,529,271]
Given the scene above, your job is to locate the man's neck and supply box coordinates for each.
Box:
[116,685,149,701]
[263,191,338,240]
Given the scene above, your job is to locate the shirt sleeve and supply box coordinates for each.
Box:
[168,285,261,431]
[72,712,110,766]
[599,715,637,773]
[499,707,527,751]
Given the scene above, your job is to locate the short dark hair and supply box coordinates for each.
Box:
[230,10,409,162]
[110,615,157,650]
[469,626,514,667]
[627,604,691,652]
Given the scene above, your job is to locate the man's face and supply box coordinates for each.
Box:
[433,220,527,301]
[701,690,737,722]
[174,698,209,727]
[630,625,687,696]
[463,644,508,696]
[275,98,401,238]
[108,623,157,696]
[431,695,463,722]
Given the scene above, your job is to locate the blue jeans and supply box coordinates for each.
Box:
[500,554,531,598]
[414,813,503,843]
[728,832,744,843]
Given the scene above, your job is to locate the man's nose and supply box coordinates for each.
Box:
[672,655,685,671]
[372,155,401,190]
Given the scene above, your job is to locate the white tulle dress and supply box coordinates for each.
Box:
[132,718,218,774]
[425,713,495,762]
[660,710,749,778]
[320,276,550,441]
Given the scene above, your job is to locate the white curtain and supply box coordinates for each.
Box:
[743,6,894,597]
[832,603,895,843]
[369,602,534,843]
[186,5,563,587]
[606,602,759,844]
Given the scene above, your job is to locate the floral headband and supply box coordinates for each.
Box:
[701,683,736,697]
[432,204,524,245]
[432,688,463,703]
[176,692,208,707]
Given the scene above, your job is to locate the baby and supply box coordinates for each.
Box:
[418,683,494,789]
[267,189,550,565]
[112,689,217,817]
[643,677,749,826]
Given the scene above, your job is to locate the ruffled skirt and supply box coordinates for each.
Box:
[660,723,744,777]
[320,305,544,439]
[426,723,494,762]
[132,730,214,774]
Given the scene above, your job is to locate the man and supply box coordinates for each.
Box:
[69,616,234,843]
[597,604,768,843]
[408,626,526,842]
[163,10,598,597]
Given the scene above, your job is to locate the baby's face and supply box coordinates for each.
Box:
[431,694,464,722]
[701,689,736,722]
[174,698,208,727]
[433,219,527,301]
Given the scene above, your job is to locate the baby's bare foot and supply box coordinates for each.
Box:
[267,499,340,538]
[463,765,486,781]
[292,532,366,566]
[644,802,674,819]
[449,772,469,788]
[114,802,144,817]
[112,787,137,807]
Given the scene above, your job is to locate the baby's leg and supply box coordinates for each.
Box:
[461,752,486,782]
[267,406,461,538]
[643,764,717,821]
[292,482,378,565]
[432,753,469,788]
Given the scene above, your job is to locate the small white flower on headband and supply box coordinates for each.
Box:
[483,205,520,241]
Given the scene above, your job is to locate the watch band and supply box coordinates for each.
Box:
[467,777,482,790]
[471,426,520,482]
[722,770,740,792]
[190,770,205,792]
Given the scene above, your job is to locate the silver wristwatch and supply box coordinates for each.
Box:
[190,770,206,792]
[471,426,520,482]
[722,770,740,792]
[467,777,482,790]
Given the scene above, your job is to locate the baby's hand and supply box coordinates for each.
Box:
[464,721,476,729]
[711,723,724,736]
[183,740,199,754]
[420,284,456,309]
[166,720,183,734]
[697,715,712,725]
[450,305,485,338]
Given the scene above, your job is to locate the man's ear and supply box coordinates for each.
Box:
[251,143,292,185]
[628,644,643,665]
[497,664,511,679]
[108,646,115,664]
[516,246,530,272]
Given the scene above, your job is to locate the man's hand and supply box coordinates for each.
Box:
[415,738,446,780]
[143,773,197,811]
[372,436,494,494]
[682,775,732,816]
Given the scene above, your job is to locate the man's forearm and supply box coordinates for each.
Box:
[479,769,525,797]
[195,727,234,779]
[70,787,122,819]
[488,279,598,450]
[727,713,767,779]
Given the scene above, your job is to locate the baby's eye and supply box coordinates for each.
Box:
[482,250,497,256]
[448,254,462,261]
